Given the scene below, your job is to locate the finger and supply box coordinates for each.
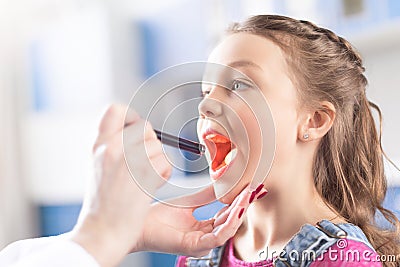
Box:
[93,105,140,152]
[124,107,142,126]
[123,120,157,147]
[213,205,229,220]
[123,122,159,175]
[197,205,246,249]
[213,206,232,228]
[212,204,245,236]
[214,187,268,228]
[254,188,268,201]
[99,104,137,138]
[129,139,165,171]
[144,139,164,158]
[149,153,172,180]
[213,185,251,227]
[196,218,215,233]
[225,184,251,211]
[95,129,125,168]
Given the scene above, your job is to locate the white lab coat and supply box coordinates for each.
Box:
[0,235,99,267]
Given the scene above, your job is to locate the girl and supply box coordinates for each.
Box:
[176,15,400,267]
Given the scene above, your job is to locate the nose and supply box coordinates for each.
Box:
[198,86,224,118]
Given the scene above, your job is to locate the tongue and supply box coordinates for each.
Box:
[212,142,231,171]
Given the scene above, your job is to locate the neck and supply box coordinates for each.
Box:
[234,174,340,261]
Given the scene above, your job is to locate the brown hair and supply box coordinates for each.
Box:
[228,15,400,266]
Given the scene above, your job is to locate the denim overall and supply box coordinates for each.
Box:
[182,219,374,267]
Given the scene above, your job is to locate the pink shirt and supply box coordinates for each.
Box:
[176,238,383,267]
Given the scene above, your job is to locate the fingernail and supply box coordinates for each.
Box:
[255,184,264,194]
[249,191,256,203]
[257,191,268,200]
[238,208,244,219]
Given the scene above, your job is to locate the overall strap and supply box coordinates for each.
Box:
[184,245,226,267]
[274,220,373,267]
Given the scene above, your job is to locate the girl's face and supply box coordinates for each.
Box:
[197,33,300,204]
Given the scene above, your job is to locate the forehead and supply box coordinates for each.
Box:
[208,33,288,73]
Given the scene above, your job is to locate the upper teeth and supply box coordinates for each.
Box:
[205,134,217,139]
[224,148,237,165]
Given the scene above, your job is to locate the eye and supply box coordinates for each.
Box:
[231,79,252,91]
[201,90,211,97]
[201,83,212,97]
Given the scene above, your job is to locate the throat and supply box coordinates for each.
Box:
[233,196,310,261]
[211,142,232,171]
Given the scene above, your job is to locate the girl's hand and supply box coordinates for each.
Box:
[135,184,267,257]
[70,104,172,267]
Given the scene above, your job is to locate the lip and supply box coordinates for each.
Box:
[201,128,227,140]
[201,128,237,181]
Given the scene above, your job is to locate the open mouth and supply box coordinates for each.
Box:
[203,131,237,173]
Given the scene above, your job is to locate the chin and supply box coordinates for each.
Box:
[212,183,232,204]
[213,180,245,204]
[217,193,236,204]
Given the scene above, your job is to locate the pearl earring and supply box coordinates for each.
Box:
[303,133,309,140]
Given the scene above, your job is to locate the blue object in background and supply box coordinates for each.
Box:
[384,186,400,217]
[388,0,400,18]
[372,186,400,229]
[149,253,177,267]
[137,21,159,79]
[193,201,225,221]
[39,204,82,237]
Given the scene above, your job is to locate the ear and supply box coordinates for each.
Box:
[298,101,336,142]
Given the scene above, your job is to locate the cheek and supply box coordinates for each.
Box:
[260,76,299,153]
[237,102,264,166]
[274,108,297,150]
[235,102,260,146]
[267,104,298,178]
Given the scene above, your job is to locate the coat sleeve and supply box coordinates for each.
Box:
[0,235,99,267]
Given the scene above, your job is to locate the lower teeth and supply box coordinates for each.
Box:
[224,148,237,165]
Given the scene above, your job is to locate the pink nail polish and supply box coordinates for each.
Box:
[255,184,264,194]
[249,191,256,203]
[238,208,244,219]
[257,191,268,200]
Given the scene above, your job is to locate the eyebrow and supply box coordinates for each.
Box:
[227,60,263,70]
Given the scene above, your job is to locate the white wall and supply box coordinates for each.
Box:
[0,0,37,247]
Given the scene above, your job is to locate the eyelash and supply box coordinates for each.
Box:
[231,79,252,91]
[201,90,210,97]
[201,79,252,97]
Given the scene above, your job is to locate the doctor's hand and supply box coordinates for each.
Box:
[69,104,172,267]
[133,184,268,257]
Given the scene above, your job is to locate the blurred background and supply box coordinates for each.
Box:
[0,0,399,266]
